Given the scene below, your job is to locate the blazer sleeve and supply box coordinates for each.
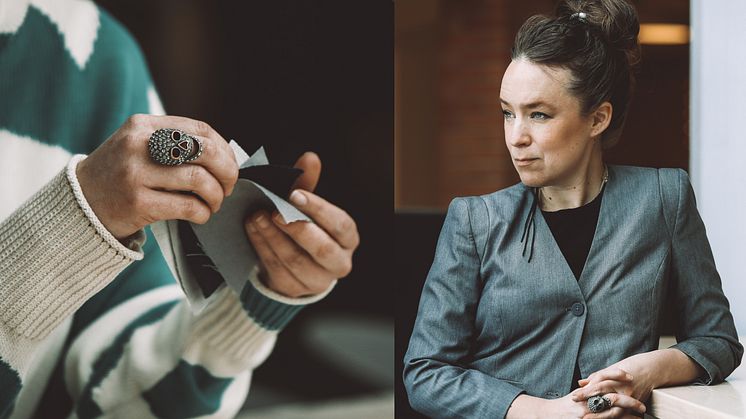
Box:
[403,197,525,419]
[664,169,744,385]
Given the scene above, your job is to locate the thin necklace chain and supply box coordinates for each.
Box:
[539,165,608,209]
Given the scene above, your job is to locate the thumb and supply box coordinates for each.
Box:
[292,151,321,192]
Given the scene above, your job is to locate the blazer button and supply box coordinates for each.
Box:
[571,302,585,317]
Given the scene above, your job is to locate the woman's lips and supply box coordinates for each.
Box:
[514,158,539,167]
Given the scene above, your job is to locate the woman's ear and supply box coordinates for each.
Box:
[590,102,613,138]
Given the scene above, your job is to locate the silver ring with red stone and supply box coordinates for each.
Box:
[148,128,201,165]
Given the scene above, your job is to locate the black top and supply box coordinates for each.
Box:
[541,187,605,280]
[541,187,605,391]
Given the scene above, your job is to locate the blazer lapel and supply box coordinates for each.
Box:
[577,165,616,295]
[528,166,617,295]
[532,208,581,291]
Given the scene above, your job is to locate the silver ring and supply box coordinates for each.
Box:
[148,128,200,165]
[587,395,612,413]
[184,136,203,163]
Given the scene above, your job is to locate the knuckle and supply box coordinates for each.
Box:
[186,165,204,188]
[230,156,240,174]
[228,161,239,184]
[338,258,353,277]
[193,119,214,136]
[286,251,306,269]
[120,133,142,152]
[126,113,148,128]
[336,214,356,235]
[314,242,336,260]
[184,199,209,224]
[263,255,284,272]
[349,230,361,249]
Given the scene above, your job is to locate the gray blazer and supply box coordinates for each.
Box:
[403,165,743,419]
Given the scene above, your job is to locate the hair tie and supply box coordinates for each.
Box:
[570,12,588,22]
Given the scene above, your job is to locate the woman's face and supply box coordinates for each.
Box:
[500,59,600,188]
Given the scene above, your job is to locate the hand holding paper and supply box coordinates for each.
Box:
[245,150,359,298]
[155,141,359,310]
[245,151,358,298]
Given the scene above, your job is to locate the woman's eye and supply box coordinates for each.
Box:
[502,110,514,119]
[531,112,551,120]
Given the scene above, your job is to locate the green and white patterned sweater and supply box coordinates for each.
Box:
[0,1,329,417]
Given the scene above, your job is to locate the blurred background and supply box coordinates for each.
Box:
[96,1,393,418]
[396,0,695,418]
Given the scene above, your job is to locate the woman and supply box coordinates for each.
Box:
[403,0,743,418]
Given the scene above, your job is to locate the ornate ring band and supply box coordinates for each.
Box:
[587,395,612,413]
[148,128,202,165]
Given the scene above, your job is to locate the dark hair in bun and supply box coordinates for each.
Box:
[511,0,641,147]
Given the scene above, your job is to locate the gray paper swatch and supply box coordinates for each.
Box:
[190,142,311,297]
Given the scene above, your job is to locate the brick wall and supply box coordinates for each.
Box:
[396,0,688,210]
[436,0,519,205]
[396,0,554,208]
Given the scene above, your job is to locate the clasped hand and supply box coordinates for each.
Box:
[567,364,653,418]
[77,114,359,298]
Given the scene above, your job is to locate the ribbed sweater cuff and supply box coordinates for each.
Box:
[241,272,336,331]
[0,156,143,340]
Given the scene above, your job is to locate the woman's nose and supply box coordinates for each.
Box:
[507,120,531,147]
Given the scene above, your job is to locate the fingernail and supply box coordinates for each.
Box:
[255,214,269,229]
[247,222,257,233]
[290,190,307,206]
[273,212,287,225]
[627,374,634,380]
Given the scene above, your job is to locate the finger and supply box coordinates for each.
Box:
[272,212,352,277]
[185,134,238,197]
[247,212,335,294]
[144,164,224,213]
[572,380,628,401]
[245,217,319,298]
[140,115,238,196]
[286,190,359,250]
[585,368,634,385]
[292,151,322,192]
[144,190,212,225]
[590,394,646,417]
[143,114,225,140]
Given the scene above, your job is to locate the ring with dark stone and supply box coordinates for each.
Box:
[148,128,198,165]
[587,395,612,413]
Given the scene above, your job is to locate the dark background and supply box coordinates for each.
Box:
[97,0,394,410]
